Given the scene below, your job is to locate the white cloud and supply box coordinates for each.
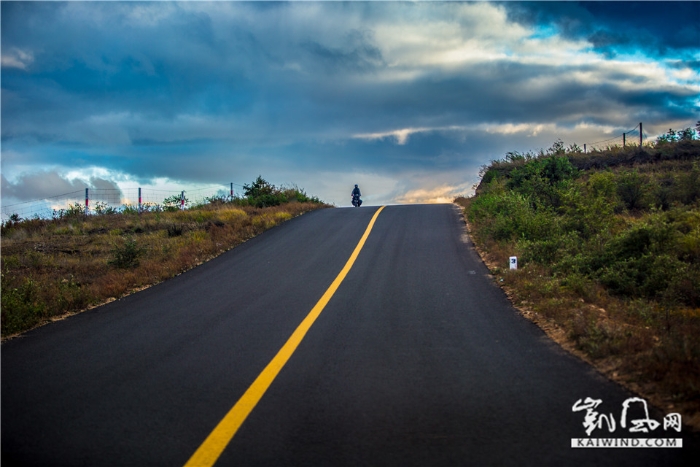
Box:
[122,2,178,27]
[476,122,559,137]
[375,3,526,69]
[353,120,631,143]
[1,48,34,70]
[353,127,433,145]
[394,182,474,205]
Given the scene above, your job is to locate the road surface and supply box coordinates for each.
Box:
[2,205,697,466]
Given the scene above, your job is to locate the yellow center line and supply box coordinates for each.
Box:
[184,206,386,467]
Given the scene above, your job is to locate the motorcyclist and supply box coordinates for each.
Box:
[351,184,362,207]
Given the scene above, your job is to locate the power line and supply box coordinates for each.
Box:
[2,190,84,209]
[584,122,643,152]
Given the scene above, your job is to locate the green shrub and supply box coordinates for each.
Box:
[122,204,139,215]
[650,176,676,210]
[664,264,700,307]
[167,224,184,237]
[282,186,321,204]
[617,170,650,211]
[561,177,619,239]
[56,276,91,312]
[93,201,119,215]
[242,176,280,207]
[560,273,598,303]
[507,155,578,209]
[52,203,85,220]
[0,277,46,335]
[108,237,144,269]
[596,253,687,300]
[678,162,700,205]
[469,190,533,241]
[251,193,286,208]
[163,194,188,212]
[519,230,580,265]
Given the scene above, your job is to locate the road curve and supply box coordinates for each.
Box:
[2,204,697,466]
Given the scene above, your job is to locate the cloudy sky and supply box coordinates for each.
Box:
[2,1,699,208]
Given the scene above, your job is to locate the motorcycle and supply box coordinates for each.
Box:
[352,193,362,207]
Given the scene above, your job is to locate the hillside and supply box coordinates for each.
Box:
[456,131,700,429]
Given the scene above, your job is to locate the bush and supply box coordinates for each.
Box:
[678,162,700,205]
[163,194,188,212]
[282,186,321,204]
[243,175,274,199]
[240,176,323,208]
[108,237,144,269]
[167,224,184,237]
[596,254,687,300]
[617,170,649,211]
[519,230,580,265]
[468,189,531,241]
[507,155,578,209]
[561,179,618,240]
[122,204,139,215]
[650,176,675,210]
[656,126,698,145]
[93,201,119,215]
[53,203,85,220]
[0,277,46,335]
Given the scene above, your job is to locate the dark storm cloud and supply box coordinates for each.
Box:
[288,58,696,135]
[302,29,386,74]
[1,3,256,120]
[504,1,700,57]
[3,1,694,138]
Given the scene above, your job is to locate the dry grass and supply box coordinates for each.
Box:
[1,202,329,339]
[454,196,700,431]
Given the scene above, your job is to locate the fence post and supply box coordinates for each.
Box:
[230,183,234,200]
[584,144,586,154]
[639,122,643,147]
[85,188,89,216]
[623,133,626,147]
[138,187,142,213]
[180,191,185,210]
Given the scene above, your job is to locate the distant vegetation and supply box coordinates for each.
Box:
[456,124,700,425]
[192,175,323,210]
[240,175,323,208]
[1,177,328,338]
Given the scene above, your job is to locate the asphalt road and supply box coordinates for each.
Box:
[2,204,698,466]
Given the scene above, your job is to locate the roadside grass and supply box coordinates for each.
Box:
[456,135,700,430]
[1,201,329,339]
